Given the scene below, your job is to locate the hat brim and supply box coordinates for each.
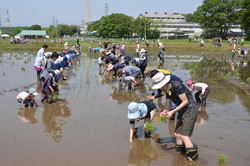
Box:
[127,103,148,119]
[151,76,170,89]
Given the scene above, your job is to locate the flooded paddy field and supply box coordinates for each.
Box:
[0,52,250,166]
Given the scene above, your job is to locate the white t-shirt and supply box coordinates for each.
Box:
[16,92,29,100]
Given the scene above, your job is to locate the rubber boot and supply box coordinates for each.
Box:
[186,145,198,161]
[201,99,206,106]
[175,144,186,153]
[41,96,48,102]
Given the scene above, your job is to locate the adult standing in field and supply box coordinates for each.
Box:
[231,40,236,60]
[151,72,199,161]
[157,41,165,63]
[64,41,69,50]
[135,41,140,57]
[34,52,47,78]
[138,48,148,78]
[36,44,48,58]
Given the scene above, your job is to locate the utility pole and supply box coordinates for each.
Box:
[5,10,11,27]
[105,3,108,16]
[144,19,147,41]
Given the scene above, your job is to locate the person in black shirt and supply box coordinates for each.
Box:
[151,72,199,161]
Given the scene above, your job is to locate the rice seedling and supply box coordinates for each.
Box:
[144,122,154,133]
[240,81,245,85]
[52,94,59,100]
[209,80,218,85]
[21,67,26,71]
[247,77,250,84]
[160,115,167,123]
[218,154,227,163]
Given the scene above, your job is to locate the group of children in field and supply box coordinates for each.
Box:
[17,43,81,109]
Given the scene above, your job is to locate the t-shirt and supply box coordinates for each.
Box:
[36,48,45,58]
[166,80,196,115]
[16,92,29,100]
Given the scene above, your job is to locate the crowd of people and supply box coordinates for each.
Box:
[16,39,213,162]
[92,40,212,161]
[17,41,81,107]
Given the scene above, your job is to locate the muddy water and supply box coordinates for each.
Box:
[0,52,250,166]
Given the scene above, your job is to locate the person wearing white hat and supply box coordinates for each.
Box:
[16,88,38,109]
[151,72,199,161]
[127,101,156,142]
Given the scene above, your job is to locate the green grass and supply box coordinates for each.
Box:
[1,38,249,58]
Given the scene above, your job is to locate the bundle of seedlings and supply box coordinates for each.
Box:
[144,122,154,138]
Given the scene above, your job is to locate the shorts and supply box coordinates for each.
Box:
[17,99,34,107]
[175,106,198,137]
[42,90,52,95]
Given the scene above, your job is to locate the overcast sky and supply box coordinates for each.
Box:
[0,0,203,27]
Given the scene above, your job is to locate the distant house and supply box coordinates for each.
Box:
[17,30,47,39]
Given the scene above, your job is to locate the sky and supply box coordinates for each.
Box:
[0,0,203,27]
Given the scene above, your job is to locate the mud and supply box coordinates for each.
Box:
[0,52,250,166]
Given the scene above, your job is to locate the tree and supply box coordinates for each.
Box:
[30,24,42,30]
[182,13,199,22]
[131,17,160,39]
[12,27,22,36]
[195,0,241,39]
[240,0,250,39]
[87,13,134,38]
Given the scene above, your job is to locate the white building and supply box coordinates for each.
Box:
[138,12,202,39]
[138,12,244,39]
[138,12,186,23]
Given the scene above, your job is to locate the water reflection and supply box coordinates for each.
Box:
[17,108,37,124]
[42,101,71,142]
[196,104,209,125]
[128,138,159,166]
[108,86,141,104]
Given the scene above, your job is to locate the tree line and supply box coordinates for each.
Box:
[1,0,250,39]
